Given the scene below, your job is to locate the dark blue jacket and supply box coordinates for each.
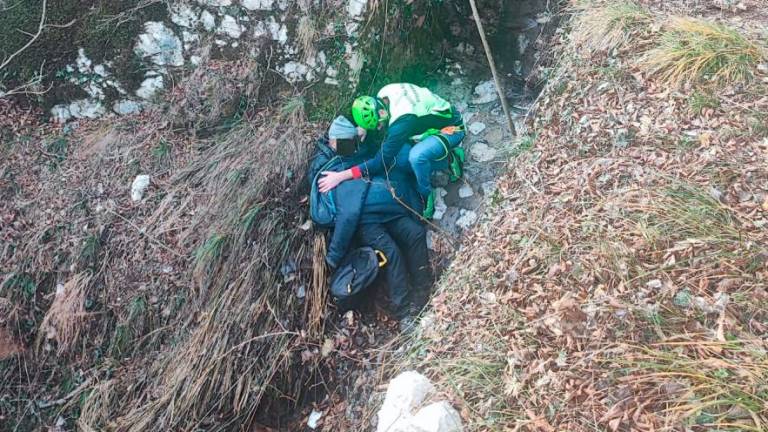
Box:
[355,107,463,178]
[307,135,423,267]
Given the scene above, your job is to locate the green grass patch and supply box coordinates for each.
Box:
[689,91,720,114]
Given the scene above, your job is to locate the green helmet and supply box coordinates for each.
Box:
[352,96,381,130]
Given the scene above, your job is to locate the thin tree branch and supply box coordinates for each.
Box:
[468,0,518,136]
[0,0,47,71]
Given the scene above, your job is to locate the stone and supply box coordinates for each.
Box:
[136,74,164,100]
[199,0,231,6]
[282,61,310,82]
[67,99,106,119]
[468,122,486,135]
[170,4,199,28]
[113,100,142,115]
[470,142,497,162]
[376,371,435,432]
[456,209,477,230]
[458,184,474,198]
[256,16,288,43]
[426,230,435,251]
[481,180,497,196]
[135,22,184,67]
[347,0,367,17]
[473,80,498,104]
[131,175,151,202]
[50,105,72,123]
[182,30,200,47]
[307,409,323,429]
[433,188,448,220]
[201,10,216,31]
[242,0,274,10]
[219,15,244,38]
[484,126,505,144]
[409,401,464,432]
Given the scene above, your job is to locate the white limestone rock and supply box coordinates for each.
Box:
[348,0,367,17]
[473,80,498,104]
[136,74,164,100]
[410,401,464,432]
[458,184,474,198]
[242,0,274,10]
[135,22,184,67]
[131,175,151,202]
[470,142,497,162]
[376,371,435,432]
[468,121,486,135]
[219,15,244,38]
[113,100,142,115]
[456,209,477,230]
[170,4,200,28]
[433,187,448,220]
[198,0,231,6]
[201,10,217,31]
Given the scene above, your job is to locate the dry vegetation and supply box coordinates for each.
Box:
[368,1,768,431]
[0,57,333,430]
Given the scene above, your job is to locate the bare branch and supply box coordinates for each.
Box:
[0,62,50,99]
[0,0,47,72]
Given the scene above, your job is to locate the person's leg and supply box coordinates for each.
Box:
[384,217,433,312]
[407,131,466,197]
[355,224,412,319]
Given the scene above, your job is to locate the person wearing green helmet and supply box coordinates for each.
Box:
[318,83,465,219]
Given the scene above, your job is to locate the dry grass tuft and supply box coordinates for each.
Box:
[643,17,765,86]
[599,342,768,431]
[572,0,652,53]
[306,233,329,339]
[36,273,91,355]
[297,16,317,62]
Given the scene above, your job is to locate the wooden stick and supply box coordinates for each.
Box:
[468,0,517,136]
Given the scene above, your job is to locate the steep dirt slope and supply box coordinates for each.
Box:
[370,1,768,430]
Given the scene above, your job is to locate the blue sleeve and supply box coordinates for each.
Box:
[356,119,412,178]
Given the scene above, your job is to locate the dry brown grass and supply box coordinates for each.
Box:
[36,272,91,355]
[572,0,653,54]
[307,233,329,339]
[642,17,766,86]
[73,101,318,431]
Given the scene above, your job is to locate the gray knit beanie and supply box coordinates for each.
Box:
[328,116,357,140]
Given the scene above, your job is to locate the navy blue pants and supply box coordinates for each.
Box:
[356,216,432,319]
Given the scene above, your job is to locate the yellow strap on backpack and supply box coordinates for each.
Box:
[374,250,388,267]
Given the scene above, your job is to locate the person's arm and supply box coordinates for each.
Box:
[354,118,412,178]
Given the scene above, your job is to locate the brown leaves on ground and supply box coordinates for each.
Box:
[386,2,768,431]
[0,326,24,360]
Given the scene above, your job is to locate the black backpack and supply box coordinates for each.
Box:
[330,247,387,312]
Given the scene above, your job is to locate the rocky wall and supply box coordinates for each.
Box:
[46,0,382,122]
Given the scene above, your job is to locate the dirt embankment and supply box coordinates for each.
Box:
[366,1,768,431]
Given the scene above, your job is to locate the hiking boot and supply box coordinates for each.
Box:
[448,147,465,183]
[422,190,435,219]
